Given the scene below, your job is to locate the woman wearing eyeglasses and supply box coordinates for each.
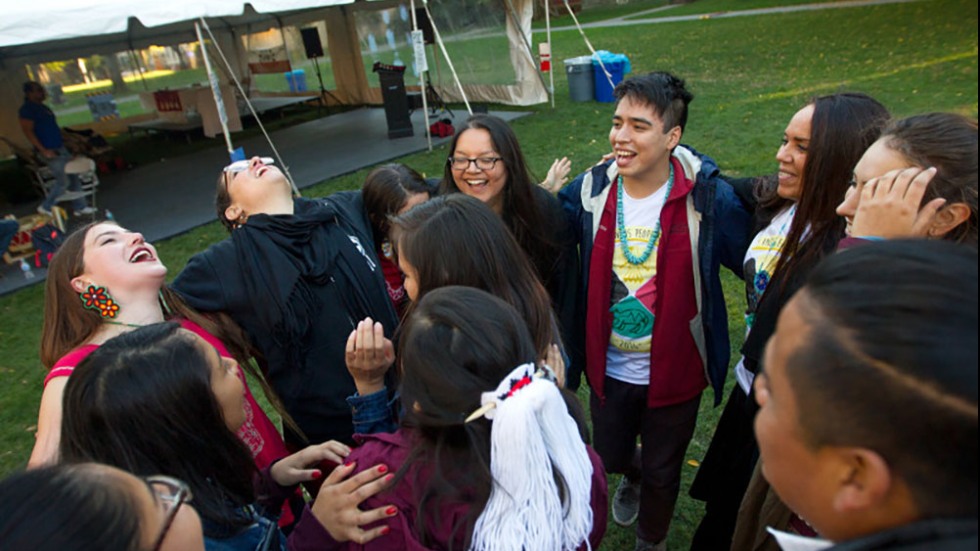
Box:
[172,157,399,450]
[0,463,204,551]
[60,322,399,550]
[441,114,581,389]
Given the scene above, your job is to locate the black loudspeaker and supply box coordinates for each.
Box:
[414,8,434,45]
[301,28,324,59]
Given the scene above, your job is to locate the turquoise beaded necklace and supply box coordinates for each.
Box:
[616,164,675,265]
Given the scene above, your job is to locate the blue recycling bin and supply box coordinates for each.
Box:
[285,69,307,92]
[593,60,625,103]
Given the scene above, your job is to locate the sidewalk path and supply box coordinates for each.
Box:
[539,0,924,33]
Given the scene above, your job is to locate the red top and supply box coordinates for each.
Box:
[586,156,706,408]
[44,319,295,523]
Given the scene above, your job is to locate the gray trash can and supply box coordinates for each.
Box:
[564,56,594,102]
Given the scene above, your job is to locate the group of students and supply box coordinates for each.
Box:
[1,70,976,551]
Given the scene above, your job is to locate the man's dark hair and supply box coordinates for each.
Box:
[22,81,42,95]
[788,240,977,518]
[613,71,693,132]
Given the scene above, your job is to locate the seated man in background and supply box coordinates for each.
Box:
[18,81,95,217]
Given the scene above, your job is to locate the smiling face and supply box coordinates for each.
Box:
[609,96,681,189]
[775,104,814,201]
[450,128,508,213]
[189,331,246,433]
[837,138,914,235]
[222,157,292,223]
[397,249,420,301]
[71,222,167,297]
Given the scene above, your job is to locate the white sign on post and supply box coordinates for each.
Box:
[412,30,428,73]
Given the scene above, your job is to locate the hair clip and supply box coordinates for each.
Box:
[464,364,550,423]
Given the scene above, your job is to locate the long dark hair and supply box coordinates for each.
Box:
[362,163,434,249]
[881,112,978,245]
[60,322,257,531]
[790,240,977,518]
[773,93,890,283]
[390,194,556,357]
[39,220,296,435]
[0,463,143,551]
[396,286,587,549]
[439,114,558,281]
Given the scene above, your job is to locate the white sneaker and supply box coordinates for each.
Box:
[74,206,98,216]
[37,205,53,216]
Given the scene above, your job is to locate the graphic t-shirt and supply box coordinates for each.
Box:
[606,181,669,385]
[743,205,796,330]
[735,204,796,393]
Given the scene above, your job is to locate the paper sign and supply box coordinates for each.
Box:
[412,30,428,73]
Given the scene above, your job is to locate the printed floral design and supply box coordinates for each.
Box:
[79,285,120,318]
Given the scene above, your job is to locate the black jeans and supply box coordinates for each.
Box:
[590,376,701,543]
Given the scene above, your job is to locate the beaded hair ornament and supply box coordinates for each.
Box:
[465,363,595,551]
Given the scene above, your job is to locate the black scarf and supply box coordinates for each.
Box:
[231,198,339,364]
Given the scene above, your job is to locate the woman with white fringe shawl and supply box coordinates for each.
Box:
[301,286,607,551]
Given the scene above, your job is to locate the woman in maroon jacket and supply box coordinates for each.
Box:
[318,286,607,551]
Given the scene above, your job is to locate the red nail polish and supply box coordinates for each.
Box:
[311,470,322,480]
[384,474,394,482]
[377,464,388,474]
[344,460,355,467]
[385,506,398,515]
[380,526,391,536]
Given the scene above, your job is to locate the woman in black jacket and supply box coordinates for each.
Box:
[173,157,398,448]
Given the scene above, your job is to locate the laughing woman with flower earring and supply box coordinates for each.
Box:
[31,221,292,483]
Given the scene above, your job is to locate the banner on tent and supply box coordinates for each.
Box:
[248,45,291,74]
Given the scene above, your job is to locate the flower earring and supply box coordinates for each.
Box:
[80,285,120,319]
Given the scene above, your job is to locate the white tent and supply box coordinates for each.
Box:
[0,0,547,155]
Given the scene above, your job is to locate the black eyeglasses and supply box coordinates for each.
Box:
[146,475,193,551]
[448,156,503,171]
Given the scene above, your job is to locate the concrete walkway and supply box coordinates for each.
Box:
[540,0,923,32]
[0,107,528,296]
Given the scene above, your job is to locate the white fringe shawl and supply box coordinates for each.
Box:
[469,363,594,551]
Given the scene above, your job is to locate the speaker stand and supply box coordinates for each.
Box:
[311,56,341,116]
[425,44,453,119]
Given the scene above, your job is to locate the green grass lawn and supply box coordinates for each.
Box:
[1,0,977,548]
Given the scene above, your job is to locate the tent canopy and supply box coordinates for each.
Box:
[0,0,353,62]
[0,0,547,156]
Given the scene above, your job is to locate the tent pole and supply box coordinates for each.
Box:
[423,1,471,115]
[200,18,299,196]
[195,20,235,158]
[411,0,432,152]
[545,0,554,108]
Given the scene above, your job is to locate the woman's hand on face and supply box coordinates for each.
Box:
[270,440,352,487]
[851,166,945,239]
[541,157,572,193]
[345,318,394,396]
[310,462,398,544]
[540,344,565,388]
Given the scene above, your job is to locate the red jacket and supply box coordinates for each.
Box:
[586,156,706,408]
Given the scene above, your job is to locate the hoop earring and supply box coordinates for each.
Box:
[80,285,120,319]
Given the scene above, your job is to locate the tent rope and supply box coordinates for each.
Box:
[562,0,615,91]
[199,17,300,197]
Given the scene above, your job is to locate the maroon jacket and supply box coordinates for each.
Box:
[289,430,608,550]
[586,156,706,408]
